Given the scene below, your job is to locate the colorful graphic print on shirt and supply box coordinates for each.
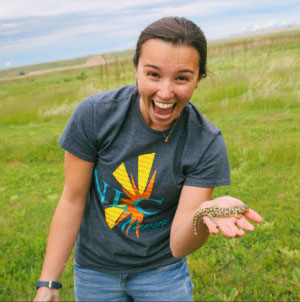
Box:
[94,153,170,238]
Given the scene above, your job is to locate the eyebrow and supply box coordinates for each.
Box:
[144,64,195,74]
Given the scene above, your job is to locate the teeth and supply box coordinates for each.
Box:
[153,100,175,109]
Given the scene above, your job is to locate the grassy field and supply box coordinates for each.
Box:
[0,30,299,301]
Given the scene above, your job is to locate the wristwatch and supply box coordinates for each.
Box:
[36,280,62,289]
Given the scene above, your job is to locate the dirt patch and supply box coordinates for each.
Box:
[28,56,106,76]
[85,56,106,66]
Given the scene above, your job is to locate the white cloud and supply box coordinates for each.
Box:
[279,20,294,26]
[5,61,11,67]
[0,17,138,57]
[0,0,266,20]
[158,1,245,18]
[252,19,297,31]
[253,20,275,31]
[1,0,298,19]
[0,0,174,18]
[0,22,17,28]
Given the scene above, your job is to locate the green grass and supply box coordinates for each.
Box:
[0,31,299,301]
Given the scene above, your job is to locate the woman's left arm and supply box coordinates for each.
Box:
[170,186,263,258]
[170,186,214,258]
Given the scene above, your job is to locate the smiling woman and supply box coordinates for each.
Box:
[136,39,200,131]
[34,16,263,302]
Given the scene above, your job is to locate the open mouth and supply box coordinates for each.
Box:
[152,100,176,117]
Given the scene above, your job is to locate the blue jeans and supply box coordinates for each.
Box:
[74,260,193,302]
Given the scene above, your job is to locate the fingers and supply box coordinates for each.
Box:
[202,207,263,238]
[244,209,263,223]
[203,216,219,235]
[218,219,243,237]
[236,216,254,231]
[204,216,240,237]
[204,216,254,238]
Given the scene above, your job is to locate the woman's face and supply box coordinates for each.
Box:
[135,38,201,131]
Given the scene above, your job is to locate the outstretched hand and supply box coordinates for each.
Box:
[199,196,263,237]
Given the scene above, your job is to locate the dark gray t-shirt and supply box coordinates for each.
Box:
[59,85,230,274]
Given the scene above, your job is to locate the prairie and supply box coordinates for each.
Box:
[0,30,299,301]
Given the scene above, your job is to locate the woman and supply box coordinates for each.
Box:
[34,17,263,302]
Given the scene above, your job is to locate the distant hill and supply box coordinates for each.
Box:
[207,26,300,47]
[0,49,134,81]
[228,25,300,39]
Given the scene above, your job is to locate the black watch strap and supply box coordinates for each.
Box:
[36,280,62,289]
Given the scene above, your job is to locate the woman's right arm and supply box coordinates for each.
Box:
[34,151,95,302]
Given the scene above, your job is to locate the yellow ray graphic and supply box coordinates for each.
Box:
[105,206,125,229]
[113,163,135,195]
[138,153,155,194]
[112,153,157,238]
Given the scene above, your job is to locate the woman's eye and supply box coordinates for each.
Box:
[176,76,189,81]
[147,72,159,78]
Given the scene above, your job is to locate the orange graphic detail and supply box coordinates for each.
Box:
[111,153,157,238]
[116,170,157,238]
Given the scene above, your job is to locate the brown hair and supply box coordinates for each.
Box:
[133,16,207,78]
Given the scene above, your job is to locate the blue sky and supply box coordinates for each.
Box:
[0,0,299,70]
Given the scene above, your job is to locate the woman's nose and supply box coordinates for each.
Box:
[156,81,174,100]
